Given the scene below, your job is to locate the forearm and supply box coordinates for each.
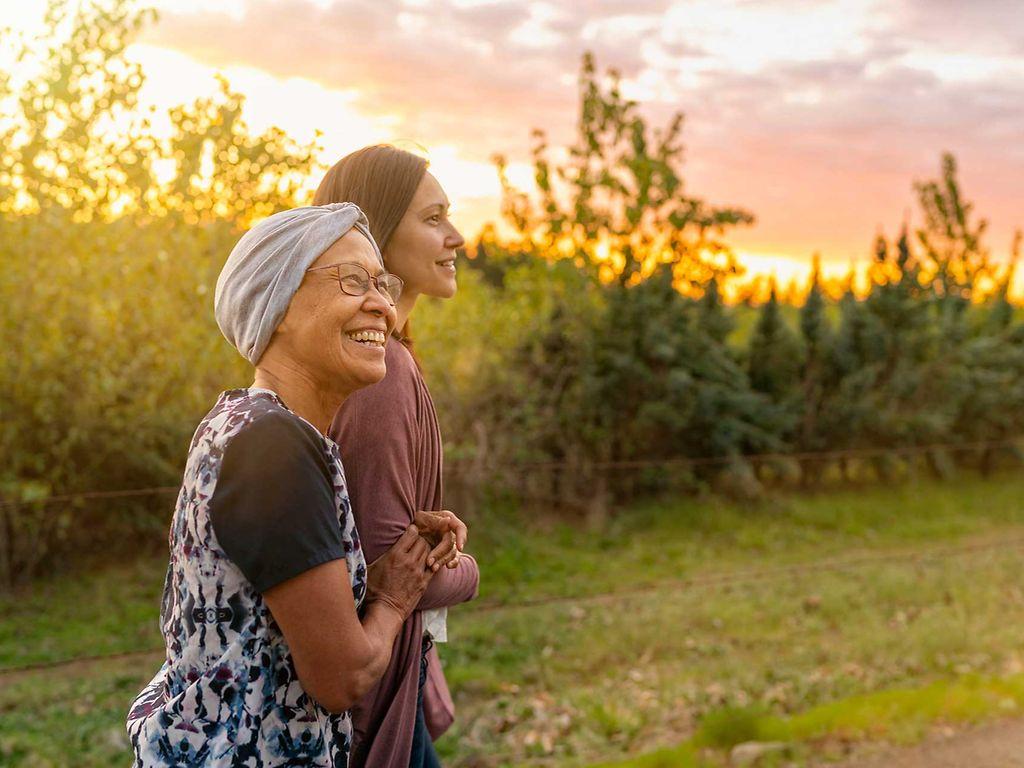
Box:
[417,554,480,611]
[267,559,417,715]
[339,600,407,706]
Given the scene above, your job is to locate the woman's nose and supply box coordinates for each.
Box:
[362,284,392,315]
[446,225,465,249]
[361,289,397,331]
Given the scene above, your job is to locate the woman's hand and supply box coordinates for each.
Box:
[365,525,432,619]
[413,510,468,571]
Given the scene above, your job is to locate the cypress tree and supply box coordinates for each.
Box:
[798,255,832,451]
[697,276,735,345]
[748,280,803,404]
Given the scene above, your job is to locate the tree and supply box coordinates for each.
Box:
[494,52,754,291]
[697,276,735,345]
[0,0,318,224]
[747,280,802,405]
[0,0,156,219]
[0,0,322,585]
[914,152,991,344]
[985,229,1020,333]
[797,255,833,451]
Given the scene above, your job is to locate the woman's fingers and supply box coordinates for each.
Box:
[450,514,468,551]
[399,524,421,552]
[436,510,468,550]
[413,510,468,569]
[366,526,433,620]
[414,510,468,549]
[426,531,457,571]
[412,510,447,545]
[409,534,430,563]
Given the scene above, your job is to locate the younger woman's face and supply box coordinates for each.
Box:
[385,172,465,301]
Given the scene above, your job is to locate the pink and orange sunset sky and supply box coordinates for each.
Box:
[5,0,1024,286]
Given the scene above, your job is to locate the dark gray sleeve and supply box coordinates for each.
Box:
[209,410,346,593]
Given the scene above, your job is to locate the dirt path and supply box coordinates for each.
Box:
[830,718,1024,768]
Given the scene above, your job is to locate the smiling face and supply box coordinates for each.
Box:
[263,229,397,398]
[383,172,465,302]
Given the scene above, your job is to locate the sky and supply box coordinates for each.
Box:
[5,0,1024,286]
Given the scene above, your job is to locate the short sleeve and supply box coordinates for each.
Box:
[209,410,346,593]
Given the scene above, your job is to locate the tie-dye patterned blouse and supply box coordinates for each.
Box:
[127,388,367,767]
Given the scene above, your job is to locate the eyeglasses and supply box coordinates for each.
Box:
[306,262,404,305]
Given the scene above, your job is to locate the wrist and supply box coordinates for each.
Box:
[367,593,410,623]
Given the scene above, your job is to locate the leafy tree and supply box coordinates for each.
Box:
[0,0,156,219]
[984,230,1020,333]
[0,0,317,224]
[494,52,754,291]
[162,77,319,226]
[915,152,992,303]
[475,54,772,506]
[0,0,321,585]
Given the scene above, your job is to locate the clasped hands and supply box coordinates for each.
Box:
[412,509,467,572]
[365,510,468,620]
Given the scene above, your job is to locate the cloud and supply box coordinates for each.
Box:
[139,0,1024,262]
[896,0,1024,54]
[142,0,680,160]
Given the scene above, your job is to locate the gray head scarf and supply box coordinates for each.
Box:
[214,203,382,365]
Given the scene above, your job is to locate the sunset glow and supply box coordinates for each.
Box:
[4,0,1022,290]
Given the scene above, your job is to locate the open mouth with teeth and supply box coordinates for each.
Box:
[437,258,456,269]
[346,329,387,347]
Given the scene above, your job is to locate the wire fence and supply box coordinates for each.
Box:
[2,437,1022,679]
[4,527,1024,679]
[446,436,1024,473]
[0,485,180,511]
[2,436,1022,511]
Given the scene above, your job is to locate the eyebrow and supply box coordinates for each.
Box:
[328,260,386,277]
[417,200,450,216]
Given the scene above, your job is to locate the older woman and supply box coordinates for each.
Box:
[126,203,460,767]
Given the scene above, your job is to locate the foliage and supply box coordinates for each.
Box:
[3,1,1024,581]
[493,51,754,290]
[441,54,768,507]
[915,152,993,303]
[0,0,317,585]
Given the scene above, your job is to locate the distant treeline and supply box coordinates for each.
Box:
[2,2,1022,585]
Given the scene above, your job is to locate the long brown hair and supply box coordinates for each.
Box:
[314,146,428,347]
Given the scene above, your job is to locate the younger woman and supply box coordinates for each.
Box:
[314,146,480,767]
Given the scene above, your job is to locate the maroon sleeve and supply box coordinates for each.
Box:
[331,346,479,610]
[331,363,417,565]
[418,553,479,610]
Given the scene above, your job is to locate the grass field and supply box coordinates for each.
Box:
[3,473,1024,766]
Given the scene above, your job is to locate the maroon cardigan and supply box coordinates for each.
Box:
[330,340,480,768]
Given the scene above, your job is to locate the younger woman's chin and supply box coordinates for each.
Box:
[426,279,457,300]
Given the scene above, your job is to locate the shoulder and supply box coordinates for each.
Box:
[206,401,347,595]
[216,396,331,483]
[239,406,321,449]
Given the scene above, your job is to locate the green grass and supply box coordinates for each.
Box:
[0,658,158,767]
[0,557,165,668]
[594,673,1024,767]
[3,473,1024,766]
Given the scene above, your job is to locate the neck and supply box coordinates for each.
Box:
[395,291,419,335]
[252,364,344,435]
